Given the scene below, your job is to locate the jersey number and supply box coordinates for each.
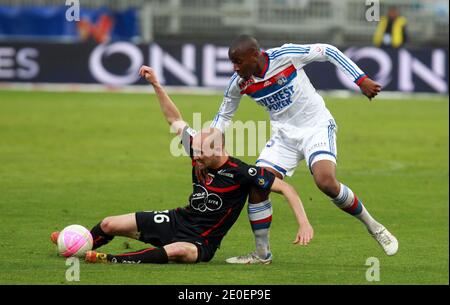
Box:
[153,210,170,223]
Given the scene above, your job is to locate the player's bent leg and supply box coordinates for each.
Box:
[163,242,198,263]
[311,160,340,197]
[86,246,169,264]
[90,213,139,250]
[226,167,281,265]
[100,213,139,239]
[248,187,272,259]
[51,213,136,248]
[227,136,298,264]
[311,159,398,256]
[85,242,198,264]
[311,159,375,225]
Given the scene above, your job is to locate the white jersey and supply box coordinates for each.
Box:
[210,43,367,133]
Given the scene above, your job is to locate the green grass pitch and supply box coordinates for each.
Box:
[0,90,448,284]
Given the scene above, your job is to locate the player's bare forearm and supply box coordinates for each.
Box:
[277,183,309,226]
[270,178,314,245]
[359,77,382,100]
[152,83,183,124]
[139,65,187,134]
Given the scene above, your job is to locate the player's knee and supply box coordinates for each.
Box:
[249,187,270,203]
[100,217,116,235]
[171,245,188,257]
[166,243,197,262]
[314,174,339,197]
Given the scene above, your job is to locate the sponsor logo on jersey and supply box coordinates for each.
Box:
[255,85,295,112]
[248,168,257,176]
[240,65,296,96]
[276,76,288,86]
[190,184,223,212]
[238,78,255,90]
[205,175,213,185]
[217,169,234,178]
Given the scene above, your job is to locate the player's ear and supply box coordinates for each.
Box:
[212,144,223,156]
[251,47,260,59]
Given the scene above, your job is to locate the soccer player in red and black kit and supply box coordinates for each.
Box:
[50,66,314,264]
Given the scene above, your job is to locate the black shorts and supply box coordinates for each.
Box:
[135,210,217,263]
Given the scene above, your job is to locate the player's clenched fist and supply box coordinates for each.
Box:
[359,77,382,100]
[139,65,159,86]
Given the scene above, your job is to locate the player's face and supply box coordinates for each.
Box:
[192,134,220,169]
[192,136,213,169]
[229,49,259,79]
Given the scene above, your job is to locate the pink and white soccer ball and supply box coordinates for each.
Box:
[57,224,93,257]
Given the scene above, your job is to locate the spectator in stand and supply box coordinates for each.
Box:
[373,6,408,48]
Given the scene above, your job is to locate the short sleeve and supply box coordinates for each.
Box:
[238,165,276,190]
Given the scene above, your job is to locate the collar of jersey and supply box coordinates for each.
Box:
[209,156,231,172]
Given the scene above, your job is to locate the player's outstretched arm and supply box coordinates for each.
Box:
[139,65,187,135]
[270,178,314,245]
[285,43,382,100]
[319,44,382,100]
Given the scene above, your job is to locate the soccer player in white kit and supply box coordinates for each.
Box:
[209,35,398,264]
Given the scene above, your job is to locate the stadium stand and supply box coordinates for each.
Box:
[0,0,448,46]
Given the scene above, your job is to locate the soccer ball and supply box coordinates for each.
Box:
[57,224,93,257]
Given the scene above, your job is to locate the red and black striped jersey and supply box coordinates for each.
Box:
[175,126,275,246]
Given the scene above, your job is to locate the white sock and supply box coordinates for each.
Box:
[248,199,272,259]
[332,183,382,234]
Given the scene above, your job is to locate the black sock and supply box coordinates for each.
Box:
[90,222,114,250]
[107,247,168,264]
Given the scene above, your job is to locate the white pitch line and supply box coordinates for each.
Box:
[0,82,448,100]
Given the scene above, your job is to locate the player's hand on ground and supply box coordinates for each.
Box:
[359,77,381,100]
[293,223,314,245]
[139,65,159,86]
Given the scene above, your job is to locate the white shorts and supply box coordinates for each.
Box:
[256,119,338,177]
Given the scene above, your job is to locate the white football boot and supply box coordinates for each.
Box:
[372,226,398,256]
[225,252,273,264]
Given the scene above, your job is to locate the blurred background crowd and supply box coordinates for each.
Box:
[0,0,448,92]
[0,0,447,46]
